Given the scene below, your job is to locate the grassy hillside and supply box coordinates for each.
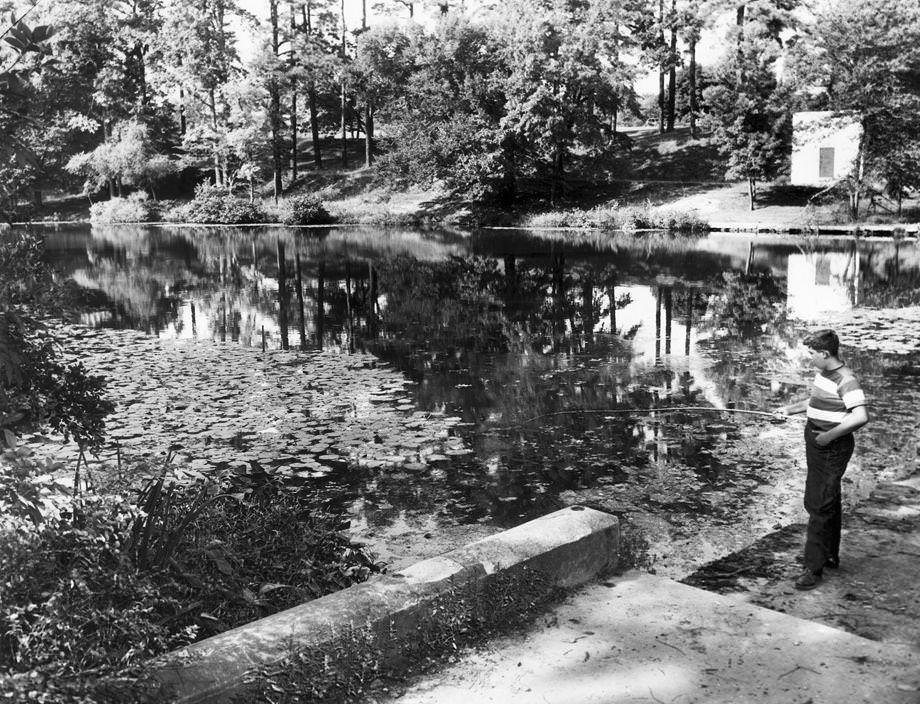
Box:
[13,130,920,229]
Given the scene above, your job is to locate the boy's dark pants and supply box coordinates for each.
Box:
[803,422,855,573]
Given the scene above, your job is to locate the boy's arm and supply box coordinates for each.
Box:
[778,399,809,415]
[815,405,869,445]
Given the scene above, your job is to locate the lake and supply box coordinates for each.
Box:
[38,224,920,575]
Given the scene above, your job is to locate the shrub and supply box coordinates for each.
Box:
[0,457,384,702]
[0,494,190,703]
[279,193,333,226]
[1,232,115,449]
[520,204,708,233]
[88,193,156,223]
[168,184,266,225]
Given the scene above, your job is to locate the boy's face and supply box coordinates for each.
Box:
[806,346,830,369]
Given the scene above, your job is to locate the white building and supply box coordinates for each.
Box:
[790,111,862,187]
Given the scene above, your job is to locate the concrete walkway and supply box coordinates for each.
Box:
[382,572,920,704]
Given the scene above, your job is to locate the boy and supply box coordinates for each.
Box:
[778,329,869,591]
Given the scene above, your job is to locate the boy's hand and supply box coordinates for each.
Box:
[815,431,833,447]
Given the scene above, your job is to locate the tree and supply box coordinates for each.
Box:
[678,0,708,137]
[0,12,58,214]
[372,15,515,201]
[499,0,629,203]
[702,12,791,209]
[157,0,246,186]
[353,22,414,168]
[65,120,175,199]
[795,0,920,218]
[288,0,340,170]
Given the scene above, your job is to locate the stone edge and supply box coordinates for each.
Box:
[150,505,619,703]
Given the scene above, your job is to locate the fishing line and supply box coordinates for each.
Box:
[522,406,804,424]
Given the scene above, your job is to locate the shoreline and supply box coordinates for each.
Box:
[8,217,920,239]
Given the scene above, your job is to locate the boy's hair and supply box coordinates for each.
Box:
[804,329,840,357]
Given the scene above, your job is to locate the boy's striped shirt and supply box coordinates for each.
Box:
[807,366,866,430]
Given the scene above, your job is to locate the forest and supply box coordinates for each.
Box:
[2,0,920,221]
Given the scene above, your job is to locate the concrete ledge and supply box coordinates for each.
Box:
[151,506,618,703]
[708,221,920,237]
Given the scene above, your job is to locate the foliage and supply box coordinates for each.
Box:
[65,121,175,199]
[0,14,57,213]
[280,193,333,226]
[793,0,920,217]
[703,271,789,339]
[0,459,384,702]
[0,231,114,448]
[497,0,631,203]
[0,444,68,526]
[375,255,507,353]
[521,203,707,233]
[167,183,267,224]
[0,494,186,703]
[89,193,158,223]
[373,14,513,202]
[702,13,792,210]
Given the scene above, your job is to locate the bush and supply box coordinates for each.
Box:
[89,193,157,223]
[279,193,333,226]
[520,204,708,233]
[0,492,190,703]
[168,184,266,225]
[0,455,384,702]
[1,232,115,449]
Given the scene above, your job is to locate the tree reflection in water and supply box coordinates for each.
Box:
[42,225,920,572]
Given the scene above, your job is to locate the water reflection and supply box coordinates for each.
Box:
[39,225,920,571]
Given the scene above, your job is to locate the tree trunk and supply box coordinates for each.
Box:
[309,85,322,168]
[340,0,348,168]
[277,239,289,350]
[289,4,298,183]
[295,252,307,350]
[688,38,698,138]
[664,287,672,355]
[269,0,283,201]
[666,0,677,132]
[609,284,617,335]
[364,102,373,167]
[748,177,756,210]
[209,89,222,185]
[658,0,665,134]
[306,1,322,169]
[551,143,565,205]
[178,86,186,135]
[315,259,325,349]
[344,259,354,353]
[340,84,348,167]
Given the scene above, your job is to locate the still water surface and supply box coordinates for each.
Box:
[42,225,920,574]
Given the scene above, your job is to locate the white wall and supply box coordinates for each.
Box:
[790,111,862,186]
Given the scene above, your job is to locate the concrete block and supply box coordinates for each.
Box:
[151,506,618,703]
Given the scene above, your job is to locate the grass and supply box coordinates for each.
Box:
[520,202,708,233]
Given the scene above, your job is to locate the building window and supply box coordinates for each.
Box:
[819,147,835,178]
[815,255,831,285]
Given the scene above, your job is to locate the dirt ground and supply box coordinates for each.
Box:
[683,474,920,649]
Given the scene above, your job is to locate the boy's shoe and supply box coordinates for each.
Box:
[824,557,840,569]
[794,569,822,591]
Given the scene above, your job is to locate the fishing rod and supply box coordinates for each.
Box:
[522,406,805,424]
